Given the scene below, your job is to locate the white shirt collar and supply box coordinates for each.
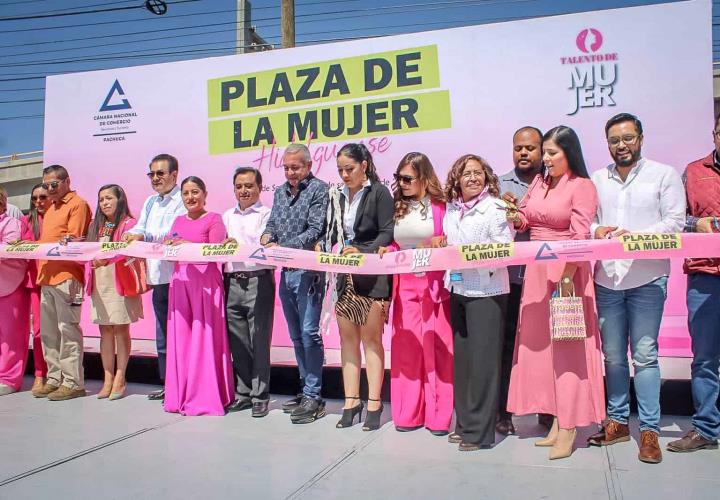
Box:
[608,157,646,181]
[158,184,180,202]
[233,200,264,214]
[341,179,372,200]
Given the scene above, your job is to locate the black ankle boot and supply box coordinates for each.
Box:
[336,397,363,428]
[363,398,384,431]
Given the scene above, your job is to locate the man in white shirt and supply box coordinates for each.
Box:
[5,202,22,219]
[122,154,186,400]
[223,167,275,418]
[588,113,685,464]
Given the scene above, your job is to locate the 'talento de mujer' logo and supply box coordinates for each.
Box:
[562,28,619,116]
[99,79,132,112]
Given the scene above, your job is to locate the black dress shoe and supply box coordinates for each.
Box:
[428,428,449,437]
[282,394,304,413]
[459,441,492,452]
[147,389,165,401]
[496,419,516,436]
[395,425,423,432]
[252,401,269,418]
[227,399,253,412]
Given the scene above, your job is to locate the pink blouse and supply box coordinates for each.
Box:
[517,174,598,241]
[169,212,227,277]
[0,213,27,297]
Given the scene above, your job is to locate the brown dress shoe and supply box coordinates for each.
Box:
[587,420,630,446]
[638,430,662,463]
[47,386,87,401]
[496,418,516,436]
[31,377,46,394]
[33,382,60,398]
[667,430,719,453]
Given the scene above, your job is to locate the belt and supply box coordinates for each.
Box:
[227,269,272,279]
[282,267,319,273]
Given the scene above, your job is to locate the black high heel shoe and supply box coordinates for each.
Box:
[363,398,384,431]
[336,397,363,428]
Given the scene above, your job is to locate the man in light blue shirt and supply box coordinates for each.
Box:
[123,154,186,400]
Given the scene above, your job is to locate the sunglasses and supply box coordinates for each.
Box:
[31,195,48,201]
[41,180,63,190]
[147,170,169,179]
[393,173,417,184]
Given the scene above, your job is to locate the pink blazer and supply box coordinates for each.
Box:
[84,217,136,296]
[0,213,27,297]
[388,200,449,303]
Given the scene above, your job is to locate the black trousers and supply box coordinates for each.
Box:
[451,292,507,446]
[225,272,276,403]
[151,284,170,382]
[498,283,522,419]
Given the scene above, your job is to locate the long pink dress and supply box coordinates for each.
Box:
[507,174,606,428]
[163,212,233,416]
[21,215,48,378]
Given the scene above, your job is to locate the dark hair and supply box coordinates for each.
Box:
[392,152,445,221]
[542,126,590,179]
[336,143,380,182]
[714,113,720,131]
[445,154,500,202]
[181,176,207,192]
[605,113,643,137]
[513,126,543,143]
[233,167,262,187]
[150,153,179,173]
[42,164,69,179]
[27,183,44,240]
[86,184,133,242]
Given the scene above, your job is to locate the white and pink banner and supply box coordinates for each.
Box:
[42,0,713,355]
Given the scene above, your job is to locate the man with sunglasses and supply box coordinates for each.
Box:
[34,165,92,401]
[122,154,186,400]
[667,113,720,454]
[261,143,329,424]
[588,113,685,463]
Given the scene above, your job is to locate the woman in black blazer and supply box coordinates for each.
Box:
[332,143,394,431]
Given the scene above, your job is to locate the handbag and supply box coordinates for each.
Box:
[115,257,149,297]
[549,283,587,341]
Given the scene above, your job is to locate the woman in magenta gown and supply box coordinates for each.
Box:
[506,126,606,460]
[164,176,233,416]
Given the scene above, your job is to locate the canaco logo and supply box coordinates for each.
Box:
[93,79,138,142]
[575,28,603,53]
[99,79,132,112]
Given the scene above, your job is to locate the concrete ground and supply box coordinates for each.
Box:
[0,378,717,500]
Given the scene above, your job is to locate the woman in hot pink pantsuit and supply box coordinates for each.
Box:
[164,176,233,416]
[0,189,30,395]
[382,152,453,435]
[507,126,605,460]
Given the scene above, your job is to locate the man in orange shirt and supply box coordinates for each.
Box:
[32,165,92,401]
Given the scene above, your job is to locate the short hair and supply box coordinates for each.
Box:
[513,126,543,143]
[150,153,179,173]
[0,186,7,201]
[283,143,311,165]
[233,166,262,187]
[714,113,720,131]
[181,176,206,192]
[42,164,69,179]
[605,113,643,137]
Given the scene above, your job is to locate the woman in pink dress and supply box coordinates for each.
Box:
[0,187,30,396]
[506,126,605,460]
[163,176,233,416]
[21,183,50,394]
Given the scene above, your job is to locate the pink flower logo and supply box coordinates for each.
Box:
[576,28,603,53]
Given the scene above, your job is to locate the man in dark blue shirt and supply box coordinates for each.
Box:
[261,143,329,423]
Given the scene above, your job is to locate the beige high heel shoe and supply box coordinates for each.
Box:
[549,428,577,460]
[535,417,559,447]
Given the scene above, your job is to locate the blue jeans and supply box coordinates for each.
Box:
[279,270,325,399]
[687,273,720,440]
[595,276,667,432]
[152,283,170,382]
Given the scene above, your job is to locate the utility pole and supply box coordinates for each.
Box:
[236,0,251,54]
[281,0,295,48]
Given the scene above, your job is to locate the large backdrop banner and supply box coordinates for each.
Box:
[43,0,713,355]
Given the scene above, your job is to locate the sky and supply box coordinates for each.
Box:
[0,0,716,156]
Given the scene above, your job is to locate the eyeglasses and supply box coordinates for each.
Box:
[147,170,168,179]
[393,173,416,184]
[31,195,48,201]
[461,170,485,180]
[41,180,63,190]
[607,135,639,147]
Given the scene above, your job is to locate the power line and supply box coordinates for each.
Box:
[0,114,43,121]
[0,0,201,22]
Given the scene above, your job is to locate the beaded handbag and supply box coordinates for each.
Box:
[550,283,587,341]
